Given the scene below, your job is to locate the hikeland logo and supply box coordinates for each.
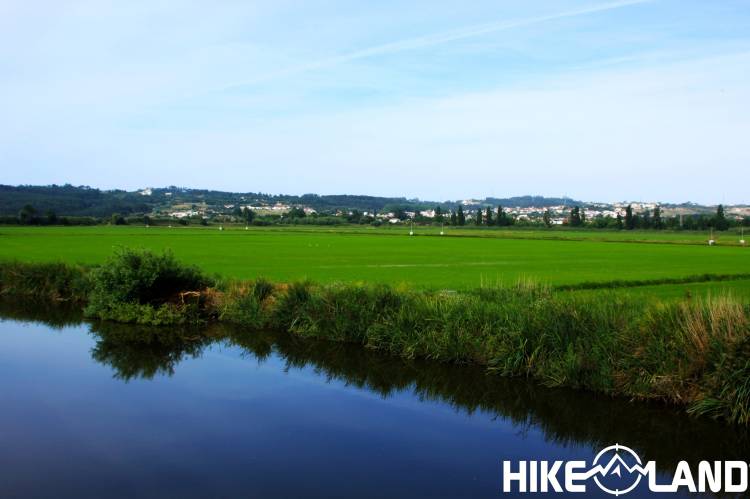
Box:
[502,443,749,495]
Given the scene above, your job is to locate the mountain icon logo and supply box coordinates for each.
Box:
[590,443,647,496]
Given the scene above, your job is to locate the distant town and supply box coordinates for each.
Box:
[1,184,748,230]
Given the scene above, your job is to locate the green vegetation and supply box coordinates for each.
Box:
[0,226,748,299]
[0,260,89,303]
[0,184,579,219]
[84,249,214,325]
[2,248,750,425]
[5,185,748,233]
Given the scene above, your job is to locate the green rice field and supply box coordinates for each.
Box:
[1,225,748,298]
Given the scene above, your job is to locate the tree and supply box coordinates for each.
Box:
[143,215,152,226]
[111,213,127,225]
[46,210,58,225]
[435,206,443,222]
[542,209,551,227]
[640,210,651,229]
[496,206,511,226]
[569,206,582,227]
[242,207,256,224]
[652,206,662,230]
[457,205,466,226]
[347,209,362,223]
[18,204,38,225]
[624,205,635,230]
[485,207,493,226]
[449,210,458,225]
[287,207,306,218]
[475,209,482,226]
[713,204,729,231]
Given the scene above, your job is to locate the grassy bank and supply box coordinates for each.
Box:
[1,249,749,425]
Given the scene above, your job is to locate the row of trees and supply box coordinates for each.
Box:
[425,204,743,230]
[434,205,516,226]
[598,204,734,231]
[2,204,98,226]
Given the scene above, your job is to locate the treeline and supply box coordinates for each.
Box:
[431,204,748,230]
[0,184,150,217]
[0,204,99,226]
[567,204,744,231]
[439,205,516,226]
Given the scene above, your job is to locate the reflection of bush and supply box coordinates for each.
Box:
[0,297,83,329]
[89,321,212,380]
[226,327,750,470]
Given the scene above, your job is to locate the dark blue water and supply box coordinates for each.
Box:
[0,309,747,498]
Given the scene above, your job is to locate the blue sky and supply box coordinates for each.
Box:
[1,0,749,203]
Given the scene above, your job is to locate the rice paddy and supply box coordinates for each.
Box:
[0,225,748,297]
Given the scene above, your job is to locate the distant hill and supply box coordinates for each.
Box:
[0,184,726,218]
[0,184,433,216]
[483,196,581,208]
[0,185,151,217]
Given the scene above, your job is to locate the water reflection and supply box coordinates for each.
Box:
[225,327,750,468]
[91,322,212,380]
[5,302,750,477]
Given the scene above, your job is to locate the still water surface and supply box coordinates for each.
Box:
[0,307,747,498]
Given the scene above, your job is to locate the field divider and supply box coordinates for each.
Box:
[554,272,750,291]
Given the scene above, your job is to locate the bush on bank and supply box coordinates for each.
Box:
[0,250,749,424]
[84,248,214,325]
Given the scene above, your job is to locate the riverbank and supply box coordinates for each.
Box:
[1,249,749,425]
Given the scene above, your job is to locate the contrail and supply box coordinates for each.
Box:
[221,0,654,90]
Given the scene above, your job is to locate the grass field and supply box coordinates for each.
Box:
[1,225,749,297]
[246,224,748,246]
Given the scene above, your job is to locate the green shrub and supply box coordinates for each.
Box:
[85,248,212,324]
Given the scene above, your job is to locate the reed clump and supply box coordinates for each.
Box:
[0,260,90,303]
[1,250,749,424]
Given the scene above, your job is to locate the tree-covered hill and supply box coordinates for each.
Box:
[0,185,151,217]
[0,184,586,217]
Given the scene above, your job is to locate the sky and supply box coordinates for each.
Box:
[1,0,749,204]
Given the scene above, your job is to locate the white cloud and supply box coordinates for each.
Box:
[218,0,655,90]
